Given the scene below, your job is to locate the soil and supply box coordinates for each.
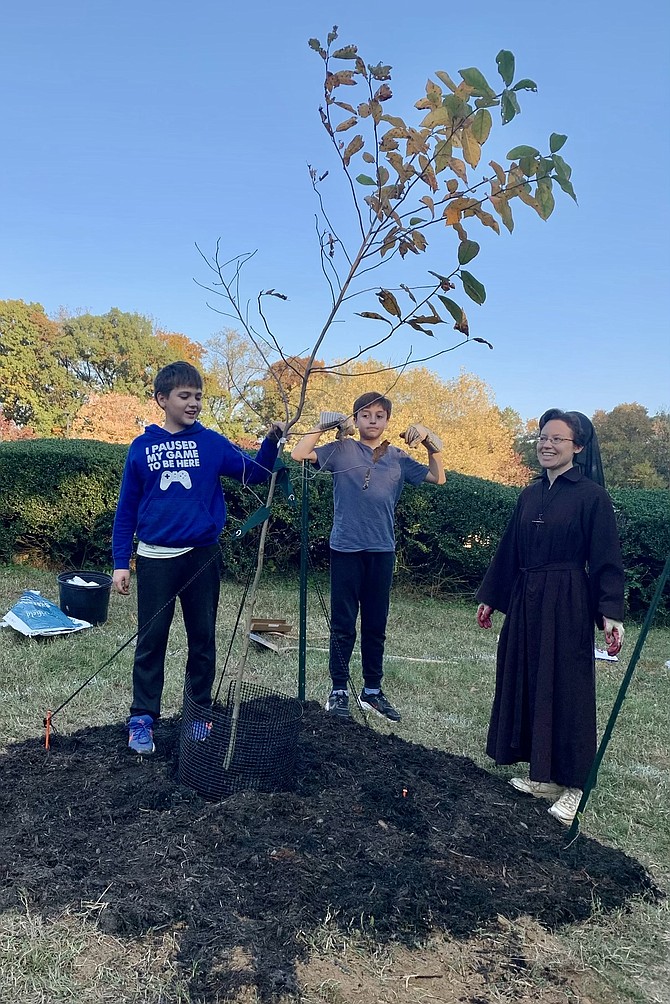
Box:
[0,702,660,1003]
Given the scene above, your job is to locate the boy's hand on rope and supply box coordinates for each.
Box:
[113,569,131,596]
[401,424,443,453]
[603,617,625,656]
[476,603,494,629]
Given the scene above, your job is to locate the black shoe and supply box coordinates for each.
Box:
[325,690,350,718]
[359,689,401,722]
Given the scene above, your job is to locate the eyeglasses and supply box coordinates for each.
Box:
[536,435,574,445]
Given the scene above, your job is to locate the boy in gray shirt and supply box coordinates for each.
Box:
[291,391,445,720]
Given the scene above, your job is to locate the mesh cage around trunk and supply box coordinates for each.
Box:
[179,679,303,800]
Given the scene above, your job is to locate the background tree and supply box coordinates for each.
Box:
[292,362,531,485]
[593,403,666,488]
[0,407,36,441]
[59,308,174,397]
[201,328,268,441]
[70,392,163,444]
[156,330,205,370]
[0,299,77,434]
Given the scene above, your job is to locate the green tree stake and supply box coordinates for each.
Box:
[566,553,670,842]
[298,460,309,701]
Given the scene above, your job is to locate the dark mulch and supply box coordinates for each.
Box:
[0,702,660,1002]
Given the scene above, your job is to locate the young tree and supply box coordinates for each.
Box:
[593,403,666,488]
[197,28,575,696]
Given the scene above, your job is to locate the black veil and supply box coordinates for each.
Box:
[571,412,606,488]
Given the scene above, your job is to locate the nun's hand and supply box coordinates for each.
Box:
[603,617,624,656]
[477,603,494,629]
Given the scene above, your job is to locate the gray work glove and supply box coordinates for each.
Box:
[319,411,355,438]
[401,423,443,453]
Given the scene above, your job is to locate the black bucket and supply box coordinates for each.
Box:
[57,571,113,626]
[179,679,303,800]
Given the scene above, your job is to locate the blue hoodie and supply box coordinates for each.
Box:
[112,422,278,568]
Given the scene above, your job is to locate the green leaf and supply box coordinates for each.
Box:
[409,216,425,225]
[507,144,539,160]
[308,38,322,51]
[458,239,480,265]
[535,178,555,220]
[368,62,392,80]
[550,132,568,153]
[438,295,465,323]
[512,78,537,92]
[475,96,500,109]
[555,175,578,202]
[501,89,520,125]
[327,27,338,45]
[551,153,571,182]
[355,174,376,186]
[332,45,358,59]
[458,67,496,98]
[471,108,492,144]
[496,50,515,87]
[460,270,487,305]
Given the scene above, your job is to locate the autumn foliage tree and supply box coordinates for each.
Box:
[70,392,163,444]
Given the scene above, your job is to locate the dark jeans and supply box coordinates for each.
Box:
[329,549,395,691]
[131,544,222,719]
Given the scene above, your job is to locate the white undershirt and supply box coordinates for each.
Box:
[136,541,193,559]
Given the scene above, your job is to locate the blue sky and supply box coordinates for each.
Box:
[3,0,669,422]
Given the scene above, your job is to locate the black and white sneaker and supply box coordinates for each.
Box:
[359,689,401,722]
[325,690,350,718]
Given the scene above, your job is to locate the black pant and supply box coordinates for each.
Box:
[329,549,395,691]
[131,545,222,718]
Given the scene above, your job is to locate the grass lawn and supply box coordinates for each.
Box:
[0,562,669,1003]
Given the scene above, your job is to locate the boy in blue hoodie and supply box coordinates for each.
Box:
[112,361,281,754]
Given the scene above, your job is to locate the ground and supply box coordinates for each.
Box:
[0,702,659,1003]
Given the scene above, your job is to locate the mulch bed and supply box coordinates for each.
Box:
[0,702,660,1001]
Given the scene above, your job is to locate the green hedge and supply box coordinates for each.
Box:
[1,440,668,619]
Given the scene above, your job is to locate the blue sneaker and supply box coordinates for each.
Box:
[128,715,155,754]
[191,720,212,742]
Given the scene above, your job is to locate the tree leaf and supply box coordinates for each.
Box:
[496,50,515,87]
[376,289,402,317]
[419,195,435,217]
[471,108,492,144]
[473,336,494,349]
[512,78,537,92]
[438,295,465,324]
[461,129,481,169]
[343,135,364,166]
[336,116,358,132]
[400,283,417,303]
[507,145,539,160]
[551,153,571,182]
[460,270,487,305]
[407,320,434,335]
[332,45,358,59]
[356,312,393,324]
[501,89,520,125]
[535,178,555,220]
[368,62,392,80]
[308,38,322,52]
[411,230,428,251]
[355,174,376,185]
[458,67,496,98]
[409,216,425,225]
[458,239,480,265]
[555,175,578,203]
[362,151,375,163]
[435,70,459,92]
[550,132,568,153]
[475,96,500,109]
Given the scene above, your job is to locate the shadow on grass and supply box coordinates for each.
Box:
[0,703,660,1002]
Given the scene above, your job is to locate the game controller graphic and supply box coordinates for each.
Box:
[160,469,192,490]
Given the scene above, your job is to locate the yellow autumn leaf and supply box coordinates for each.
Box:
[336,116,358,133]
[376,288,402,317]
[461,128,482,169]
